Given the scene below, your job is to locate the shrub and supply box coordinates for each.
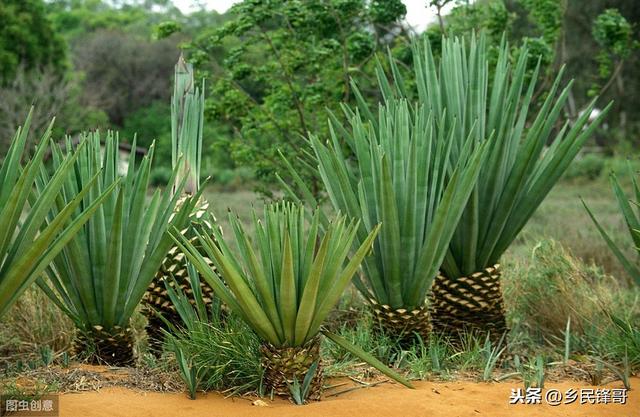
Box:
[150,166,173,187]
[504,239,616,342]
[564,153,606,180]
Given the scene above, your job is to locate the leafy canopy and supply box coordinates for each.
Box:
[0,0,67,81]
[185,0,408,196]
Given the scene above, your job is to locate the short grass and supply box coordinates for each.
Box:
[512,176,634,283]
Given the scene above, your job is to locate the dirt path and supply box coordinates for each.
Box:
[59,377,639,417]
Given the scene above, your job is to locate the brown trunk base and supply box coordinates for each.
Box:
[369,298,431,344]
[429,264,508,344]
[73,325,135,366]
[260,339,323,401]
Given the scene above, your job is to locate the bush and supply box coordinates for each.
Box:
[604,156,640,180]
[0,286,75,361]
[121,101,170,149]
[204,166,255,190]
[149,166,173,187]
[504,239,616,342]
[74,30,180,126]
[564,153,606,180]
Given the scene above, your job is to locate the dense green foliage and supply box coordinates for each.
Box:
[0,0,67,81]
[591,8,637,96]
[47,0,181,39]
[74,30,181,127]
[184,0,409,195]
[1,0,635,186]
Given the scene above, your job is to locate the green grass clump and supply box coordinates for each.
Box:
[160,266,263,396]
[504,239,610,341]
[0,286,74,363]
[169,315,263,396]
[504,238,639,370]
[322,314,400,377]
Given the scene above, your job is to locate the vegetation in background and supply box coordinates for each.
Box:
[591,8,637,98]
[0,0,105,150]
[0,0,67,81]
[180,0,410,196]
[4,0,634,180]
[584,162,640,285]
[564,153,606,181]
[0,66,108,152]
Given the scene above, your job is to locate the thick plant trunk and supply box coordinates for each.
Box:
[142,197,218,353]
[369,298,431,343]
[143,244,216,354]
[260,338,323,400]
[73,324,135,366]
[429,264,508,343]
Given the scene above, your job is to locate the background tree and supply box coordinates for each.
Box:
[427,0,638,151]
[43,0,231,174]
[0,0,67,81]
[0,67,107,152]
[0,0,108,153]
[46,0,182,40]
[73,30,180,128]
[179,0,409,197]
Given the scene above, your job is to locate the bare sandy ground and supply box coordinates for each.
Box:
[60,377,639,417]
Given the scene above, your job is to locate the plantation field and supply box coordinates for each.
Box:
[2,1,639,414]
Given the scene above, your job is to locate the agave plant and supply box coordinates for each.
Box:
[173,202,411,399]
[584,162,640,285]
[143,54,219,352]
[37,132,197,365]
[281,95,487,339]
[0,111,114,318]
[360,35,610,338]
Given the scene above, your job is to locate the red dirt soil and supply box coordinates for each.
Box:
[60,377,639,417]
